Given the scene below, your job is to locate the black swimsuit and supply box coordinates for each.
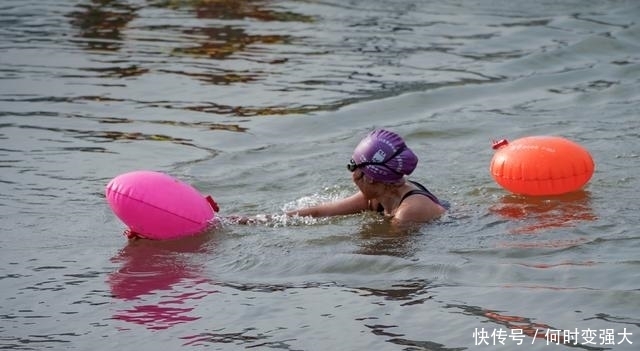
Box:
[376,180,444,213]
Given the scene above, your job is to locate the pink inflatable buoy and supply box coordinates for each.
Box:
[105,170,218,240]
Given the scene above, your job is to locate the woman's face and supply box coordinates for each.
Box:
[352,169,377,197]
[351,167,363,179]
[352,169,396,200]
[351,169,366,189]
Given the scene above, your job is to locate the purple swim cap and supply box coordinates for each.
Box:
[350,129,418,183]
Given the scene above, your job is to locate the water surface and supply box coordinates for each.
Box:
[1,0,639,350]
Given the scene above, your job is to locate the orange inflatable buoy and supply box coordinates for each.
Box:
[490,136,595,196]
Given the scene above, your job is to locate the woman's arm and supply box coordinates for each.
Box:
[286,191,369,218]
[226,191,374,225]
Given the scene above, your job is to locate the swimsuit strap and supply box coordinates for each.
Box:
[375,180,443,214]
[400,180,442,206]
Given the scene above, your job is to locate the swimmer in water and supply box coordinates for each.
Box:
[285,129,446,228]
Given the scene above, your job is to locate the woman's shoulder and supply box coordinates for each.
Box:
[395,194,446,222]
[402,180,442,206]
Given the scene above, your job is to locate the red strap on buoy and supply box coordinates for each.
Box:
[205,195,219,213]
[492,139,509,150]
[123,229,142,240]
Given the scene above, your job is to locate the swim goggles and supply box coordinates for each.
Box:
[347,146,406,174]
